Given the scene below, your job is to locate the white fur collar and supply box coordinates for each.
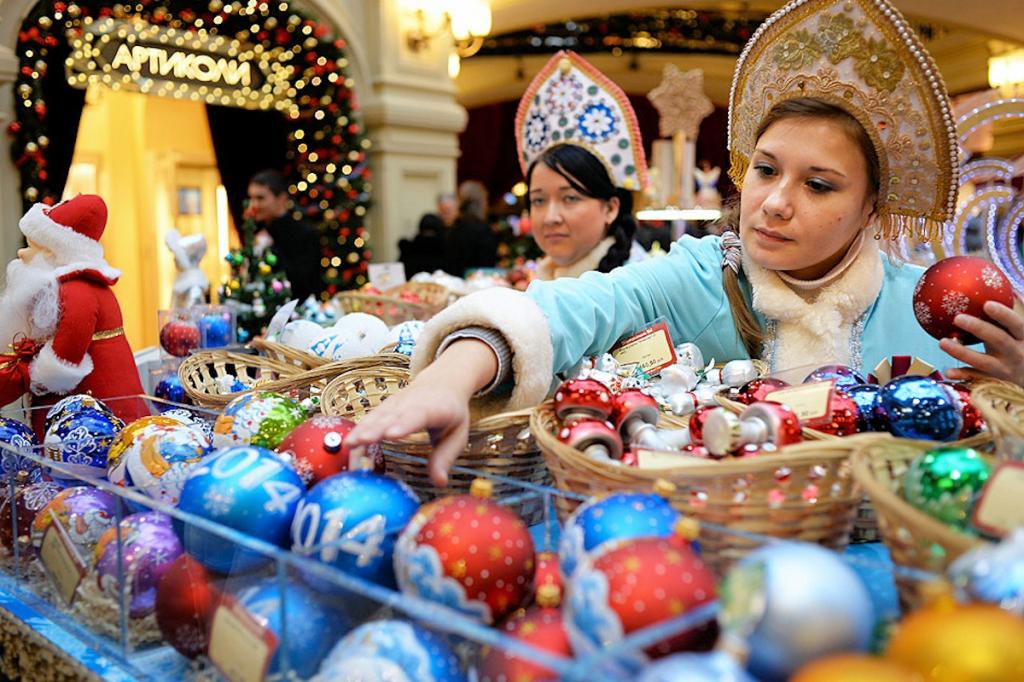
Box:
[535,237,613,280]
[744,235,883,371]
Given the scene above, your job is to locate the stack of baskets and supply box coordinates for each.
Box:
[320,366,552,525]
[335,282,452,326]
[251,337,329,371]
[178,347,409,408]
[850,380,1021,609]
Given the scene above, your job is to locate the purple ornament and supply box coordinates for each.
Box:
[803,365,866,391]
[30,486,118,562]
[93,511,184,618]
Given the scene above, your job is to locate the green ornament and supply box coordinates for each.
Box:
[214,392,306,450]
[265,252,278,266]
[902,447,991,531]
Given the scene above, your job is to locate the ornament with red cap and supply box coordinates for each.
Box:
[702,402,802,457]
[554,378,614,423]
[477,583,573,682]
[613,389,671,450]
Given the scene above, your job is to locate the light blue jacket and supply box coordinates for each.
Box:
[525,234,960,377]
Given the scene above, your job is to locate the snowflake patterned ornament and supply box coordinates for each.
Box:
[175,446,304,573]
[394,479,535,625]
[912,256,1015,345]
[565,522,717,671]
[276,414,382,488]
[0,417,43,482]
[314,620,466,682]
[515,51,648,192]
[44,407,124,483]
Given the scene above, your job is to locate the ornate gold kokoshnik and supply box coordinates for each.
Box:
[727,0,960,242]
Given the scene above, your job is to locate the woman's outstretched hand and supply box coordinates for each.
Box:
[344,339,499,487]
[942,299,1024,387]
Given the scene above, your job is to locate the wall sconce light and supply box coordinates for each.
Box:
[405,0,492,60]
[989,48,1024,97]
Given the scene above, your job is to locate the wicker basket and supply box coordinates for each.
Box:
[384,281,452,308]
[533,400,880,575]
[251,338,330,371]
[320,367,552,525]
[850,437,993,609]
[971,380,1024,445]
[179,350,409,408]
[334,282,450,326]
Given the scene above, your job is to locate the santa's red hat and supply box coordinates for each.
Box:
[19,195,108,262]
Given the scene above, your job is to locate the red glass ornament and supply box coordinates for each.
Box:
[397,481,535,624]
[688,406,717,443]
[276,415,382,487]
[7,122,21,135]
[553,378,614,423]
[155,554,221,659]
[159,320,200,357]
[913,256,1014,345]
[579,534,718,657]
[941,381,987,438]
[557,419,623,460]
[736,377,789,405]
[803,390,859,437]
[0,477,63,551]
[478,594,571,682]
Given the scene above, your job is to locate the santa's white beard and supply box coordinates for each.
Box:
[0,254,60,345]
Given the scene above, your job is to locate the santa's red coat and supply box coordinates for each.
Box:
[26,269,148,437]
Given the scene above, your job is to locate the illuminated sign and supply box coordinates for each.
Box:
[66,17,295,111]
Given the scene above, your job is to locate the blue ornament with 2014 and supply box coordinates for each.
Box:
[175,446,304,573]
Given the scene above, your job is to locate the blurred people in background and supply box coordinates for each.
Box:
[443,180,498,276]
[400,192,456,276]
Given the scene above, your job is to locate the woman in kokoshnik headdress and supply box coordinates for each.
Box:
[515,52,651,280]
[348,0,1024,485]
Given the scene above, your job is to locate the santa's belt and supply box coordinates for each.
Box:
[92,327,124,341]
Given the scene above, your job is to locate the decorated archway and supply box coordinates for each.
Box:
[7,0,373,294]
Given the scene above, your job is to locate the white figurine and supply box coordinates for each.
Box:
[165,229,209,309]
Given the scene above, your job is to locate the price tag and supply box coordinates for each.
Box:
[765,381,833,420]
[209,596,278,682]
[971,461,1024,538]
[610,321,677,374]
[635,449,708,469]
[368,262,407,290]
[38,517,86,607]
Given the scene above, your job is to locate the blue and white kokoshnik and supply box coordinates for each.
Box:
[559,491,680,579]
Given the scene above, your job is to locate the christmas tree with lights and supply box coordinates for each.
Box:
[219,210,293,342]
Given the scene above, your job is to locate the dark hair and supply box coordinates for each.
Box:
[526,144,636,273]
[720,97,881,358]
[250,169,288,196]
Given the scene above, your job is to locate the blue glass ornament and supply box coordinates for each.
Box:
[44,394,114,433]
[803,364,866,391]
[874,376,963,441]
[199,313,233,348]
[234,579,350,679]
[559,491,680,579]
[291,471,419,596]
[154,375,190,409]
[637,652,755,682]
[719,542,875,682]
[175,446,304,573]
[950,528,1024,616]
[44,408,124,483]
[237,328,251,343]
[846,384,885,432]
[0,417,43,482]
[317,620,466,682]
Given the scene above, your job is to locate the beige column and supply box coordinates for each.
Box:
[0,45,22,263]
[358,0,466,264]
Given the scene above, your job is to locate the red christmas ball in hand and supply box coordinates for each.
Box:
[155,554,221,659]
[159,320,201,357]
[913,256,1015,345]
[478,585,572,682]
[276,415,382,487]
[803,389,860,437]
[395,479,535,624]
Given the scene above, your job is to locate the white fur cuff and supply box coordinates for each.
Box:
[29,342,94,395]
[411,288,554,416]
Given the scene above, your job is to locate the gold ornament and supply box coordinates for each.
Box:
[647,64,714,139]
[25,142,38,153]
[37,136,49,148]
[24,187,38,201]
[885,603,1024,680]
[38,16,53,29]
[258,263,271,275]
[791,654,918,681]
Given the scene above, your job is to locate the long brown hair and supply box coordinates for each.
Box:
[721,97,881,358]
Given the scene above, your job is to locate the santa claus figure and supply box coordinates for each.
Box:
[0,194,148,436]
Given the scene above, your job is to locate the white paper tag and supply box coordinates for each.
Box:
[369,262,407,290]
[38,518,86,607]
[209,597,278,682]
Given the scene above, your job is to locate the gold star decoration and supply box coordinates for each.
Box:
[647,64,714,139]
